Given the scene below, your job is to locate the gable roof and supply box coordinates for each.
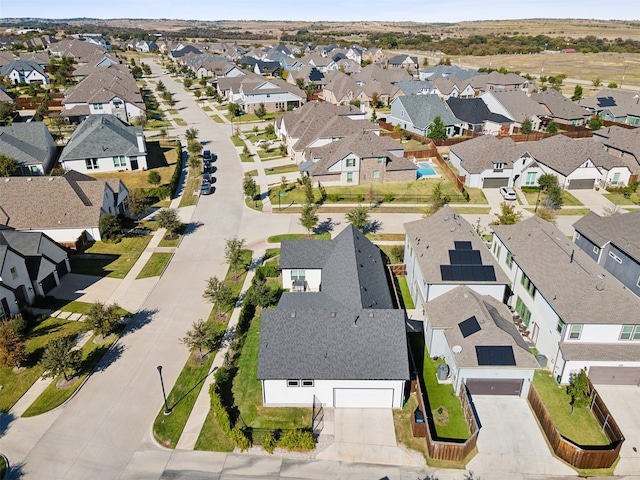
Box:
[530,89,591,121]
[446,97,514,126]
[353,64,412,85]
[450,135,521,174]
[577,89,640,118]
[420,65,480,81]
[486,90,547,121]
[593,126,640,163]
[395,80,435,96]
[0,59,47,78]
[573,210,640,261]
[63,64,143,110]
[492,216,640,325]
[0,122,55,168]
[393,94,462,128]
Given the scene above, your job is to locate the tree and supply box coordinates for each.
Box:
[345,205,370,231]
[370,91,381,108]
[299,203,318,234]
[588,116,603,131]
[48,111,65,135]
[255,102,267,120]
[427,115,447,140]
[0,101,17,125]
[545,121,559,133]
[607,82,618,89]
[295,77,305,90]
[366,184,375,207]
[181,319,217,362]
[243,174,258,206]
[156,208,181,236]
[228,102,242,118]
[194,90,202,100]
[203,276,235,318]
[248,277,275,308]
[570,85,583,101]
[0,320,25,368]
[601,203,622,218]
[280,176,288,191]
[141,63,152,76]
[147,171,162,185]
[130,65,143,79]
[205,86,215,97]
[491,202,523,225]
[33,104,47,122]
[567,369,590,414]
[265,123,275,136]
[546,183,564,208]
[225,236,247,275]
[99,213,122,241]
[185,127,199,141]
[0,154,18,177]
[592,78,602,87]
[183,78,193,89]
[156,80,166,92]
[299,174,314,204]
[428,181,450,214]
[535,205,557,225]
[520,117,533,134]
[128,188,149,219]
[133,115,148,128]
[371,109,377,122]
[187,139,203,158]
[39,337,81,382]
[85,302,122,338]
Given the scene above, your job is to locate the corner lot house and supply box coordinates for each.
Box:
[492,217,640,385]
[573,211,640,298]
[0,122,57,175]
[59,114,148,173]
[258,225,409,408]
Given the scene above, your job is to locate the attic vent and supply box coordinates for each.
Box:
[596,283,605,291]
[290,311,296,318]
[330,312,336,318]
[444,216,449,221]
[450,227,456,232]
[368,312,374,318]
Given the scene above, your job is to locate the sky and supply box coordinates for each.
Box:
[1,0,639,23]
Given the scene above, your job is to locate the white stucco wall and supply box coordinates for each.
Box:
[0,250,35,305]
[281,268,322,291]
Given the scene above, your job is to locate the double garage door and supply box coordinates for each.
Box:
[482,177,510,188]
[333,388,394,408]
[567,178,595,190]
[466,378,523,396]
[589,366,640,386]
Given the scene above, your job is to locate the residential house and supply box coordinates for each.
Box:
[62,64,145,123]
[286,65,327,92]
[479,90,546,131]
[18,52,51,70]
[133,39,158,53]
[225,72,305,115]
[353,64,412,86]
[252,60,281,77]
[48,38,106,64]
[187,57,242,80]
[258,225,410,408]
[169,44,203,60]
[388,94,464,138]
[424,286,539,397]
[300,130,416,186]
[0,52,14,68]
[0,122,57,175]
[0,60,49,85]
[320,74,367,106]
[471,71,531,93]
[0,229,71,314]
[0,85,14,104]
[446,97,514,135]
[70,51,122,80]
[404,206,510,307]
[419,65,479,82]
[578,89,640,126]
[491,216,640,385]
[530,89,591,127]
[0,170,128,243]
[430,78,475,100]
[59,114,147,173]
[362,47,385,64]
[593,126,640,171]
[573,211,640,298]
[385,54,419,73]
[395,80,437,96]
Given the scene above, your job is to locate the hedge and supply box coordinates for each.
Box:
[169,141,184,198]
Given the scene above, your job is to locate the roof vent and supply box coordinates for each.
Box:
[368,311,374,318]
[452,345,463,353]
[450,227,456,232]
[49,177,54,181]
[596,283,605,292]
[444,216,449,221]
[330,312,336,318]
[27,178,32,182]
[290,311,296,318]
[352,315,359,327]
[4,178,9,182]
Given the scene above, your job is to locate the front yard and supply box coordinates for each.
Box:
[520,187,584,207]
[71,234,153,278]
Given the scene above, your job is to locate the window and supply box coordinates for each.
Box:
[113,101,122,108]
[301,380,314,387]
[30,166,40,174]
[575,232,581,240]
[492,242,501,259]
[287,380,300,387]
[346,158,356,167]
[10,267,17,279]
[506,252,514,269]
[637,276,640,288]
[291,269,305,281]
[377,157,384,164]
[520,273,536,298]
[593,246,600,254]
[569,325,582,340]
[113,156,126,168]
[515,296,531,326]
[525,172,537,186]
[557,318,565,334]
[93,103,103,110]
[85,158,99,170]
[608,251,622,264]
[347,172,353,183]
[620,325,640,341]
[372,170,380,179]
[493,162,505,171]
[612,172,621,185]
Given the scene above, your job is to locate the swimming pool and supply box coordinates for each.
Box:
[417,162,437,178]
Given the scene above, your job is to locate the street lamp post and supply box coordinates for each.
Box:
[157,365,171,415]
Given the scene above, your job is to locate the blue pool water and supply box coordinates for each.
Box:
[417,162,436,178]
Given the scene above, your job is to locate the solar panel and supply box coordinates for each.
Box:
[441,265,496,282]
[476,346,516,366]
[459,316,481,338]
[454,241,473,250]
[596,96,616,107]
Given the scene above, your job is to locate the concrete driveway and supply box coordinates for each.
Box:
[466,396,574,477]
[594,385,640,476]
[48,273,120,303]
[567,188,614,215]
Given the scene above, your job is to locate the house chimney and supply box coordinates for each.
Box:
[136,132,145,153]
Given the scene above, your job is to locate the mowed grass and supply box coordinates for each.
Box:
[136,252,173,279]
[267,233,331,243]
[398,276,415,309]
[178,166,201,208]
[264,164,300,176]
[532,370,610,446]
[0,317,87,413]
[71,235,153,278]
[521,188,583,207]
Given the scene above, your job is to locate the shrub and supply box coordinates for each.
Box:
[262,431,277,454]
[230,427,251,451]
[255,264,278,279]
[355,194,365,202]
[145,185,171,200]
[99,213,122,241]
[210,370,232,435]
[277,429,315,451]
[383,194,394,203]
[9,314,27,336]
[168,142,184,198]
[326,193,342,202]
[147,171,162,185]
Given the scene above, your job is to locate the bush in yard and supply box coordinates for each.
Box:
[99,213,122,241]
[255,264,278,279]
[383,194,394,203]
[156,208,182,236]
[40,336,81,382]
[231,427,251,451]
[262,431,277,454]
[0,319,26,368]
[85,302,122,338]
[210,368,232,435]
[264,123,275,136]
[567,368,590,414]
[147,170,162,185]
[8,313,27,336]
[326,193,342,202]
[277,429,315,451]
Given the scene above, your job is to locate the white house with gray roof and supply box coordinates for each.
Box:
[0,59,49,85]
[258,225,409,408]
[577,89,640,126]
[0,122,57,175]
[492,217,640,385]
[388,94,464,138]
[59,114,147,173]
[479,90,546,131]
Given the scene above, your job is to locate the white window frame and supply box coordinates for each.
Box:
[593,246,599,254]
[301,380,314,387]
[620,325,634,340]
[346,158,356,168]
[608,251,622,264]
[287,380,300,387]
[372,170,380,179]
[85,158,99,170]
[568,325,582,340]
[346,172,353,183]
[113,156,126,168]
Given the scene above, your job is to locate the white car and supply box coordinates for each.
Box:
[255,139,273,147]
[500,186,517,201]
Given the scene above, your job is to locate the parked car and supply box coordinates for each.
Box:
[201,180,212,195]
[203,160,212,174]
[255,139,273,148]
[500,186,517,201]
[203,150,212,160]
[202,172,211,182]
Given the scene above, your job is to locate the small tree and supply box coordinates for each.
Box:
[300,175,314,204]
[545,121,559,133]
[570,85,583,101]
[194,90,202,100]
[99,213,122,241]
[181,319,217,362]
[607,82,618,89]
[280,175,288,191]
[546,183,564,208]
[0,154,18,177]
[345,205,370,231]
[0,319,26,368]
[156,80,166,92]
[183,78,193,89]
[427,115,447,140]
[187,139,203,158]
[520,117,533,134]
[185,127,199,141]
[142,63,152,76]
[128,188,149,219]
[588,116,603,131]
[203,276,235,318]
[567,369,590,414]
[300,203,318,234]
[147,170,162,185]
[255,102,267,120]
[243,174,258,206]
[156,208,181,236]
[205,86,215,97]
[133,114,148,128]
[40,337,81,382]
[370,91,381,108]
[535,205,558,225]
[429,181,450,213]
[248,277,275,308]
[85,302,122,338]
[225,236,247,276]
[265,123,275,136]
[228,102,242,118]
[371,109,377,122]
[491,202,523,225]
[366,184,375,207]
[33,104,47,122]
[592,78,602,87]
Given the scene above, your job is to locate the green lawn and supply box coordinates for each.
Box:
[521,188,584,207]
[532,371,610,446]
[245,169,258,177]
[264,164,301,176]
[211,114,224,123]
[524,207,591,216]
[0,453,6,478]
[230,135,245,147]
[71,235,153,278]
[32,298,129,317]
[409,333,469,440]
[451,207,491,214]
[233,316,312,429]
[178,167,201,208]
[202,106,212,111]
[366,233,405,241]
[267,233,331,243]
[604,192,639,205]
[174,118,187,126]
[22,328,122,417]
[0,318,87,413]
[398,277,415,309]
[136,253,173,279]
[195,404,236,451]
[159,233,181,247]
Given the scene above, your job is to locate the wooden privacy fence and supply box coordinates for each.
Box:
[527,383,623,469]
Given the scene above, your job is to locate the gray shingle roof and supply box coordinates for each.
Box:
[0,59,47,78]
[393,94,461,129]
[395,80,435,95]
[420,65,480,81]
[492,216,640,325]
[0,122,56,169]
[530,89,591,121]
[560,342,640,362]
[63,64,143,111]
[446,97,513,126]
[593,126,640,163]
[488,90,547,121]
[577,89,640,118]
[573,210,640,262]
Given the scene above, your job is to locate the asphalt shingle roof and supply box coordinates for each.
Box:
[530,89,591,121]
[446,97,513,126]
[394,94,462,129]
[573,210,640,262]
[487,90,547,121]
[0,122,55,168]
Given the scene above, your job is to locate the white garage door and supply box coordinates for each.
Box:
[333,388,394,408]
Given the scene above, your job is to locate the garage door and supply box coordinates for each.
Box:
[333,388,394,408]
[466,378,523,395]
[56,261,68,278]
[482,177,510,188]
[589,366,640,385]
[568,178,595,190]
[41,272,57,294]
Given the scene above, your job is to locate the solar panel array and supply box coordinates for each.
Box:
[596,96,616,107]
[454,241,473,250]
[475,345,516,366]
[458,316,481,338]
[440,240,497,282]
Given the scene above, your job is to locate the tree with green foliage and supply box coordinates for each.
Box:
[141,63,152,76]
[243,174,258,206]
[546,183,564,208]
[187,139,203,158]
[371,109,377,122]
[520,117,533,134]
[545,121,559,133]
[156,80,166,92]
[185,127,199,141]
[265,123,275,136]
[194,90,202,100]
[0,101,17,125]
[156,208,181,236]
[370,91,381,108]
[248,277,275,308]
[130,65,143,79]
[99,213,122,241]
[345,205,370,231]
[592,78,602,87]
[228,102,242,118]
[203,276,235,318]
[0,319,26,368]
[427,115,447,139]
[491,202,523,225]
[255,102,267,120]
[295,77,305,90]
[300,203,318,234]
[183,78,193,89]
[205,86,215,97]
[429,181,450,214]
[147,170,162,185]
[33,104,47,122]
[85,302,122,338]
[181,319,218,362]
[567,369,590,414]
[570,85,583,101]
[39,337,81,382]
[225,236,247,276]
[0,154,17,177]
[128,188,149,219]
[588,116,603,131]
[607,82,618,89]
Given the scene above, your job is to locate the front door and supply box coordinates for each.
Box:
[131,159,139,170]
